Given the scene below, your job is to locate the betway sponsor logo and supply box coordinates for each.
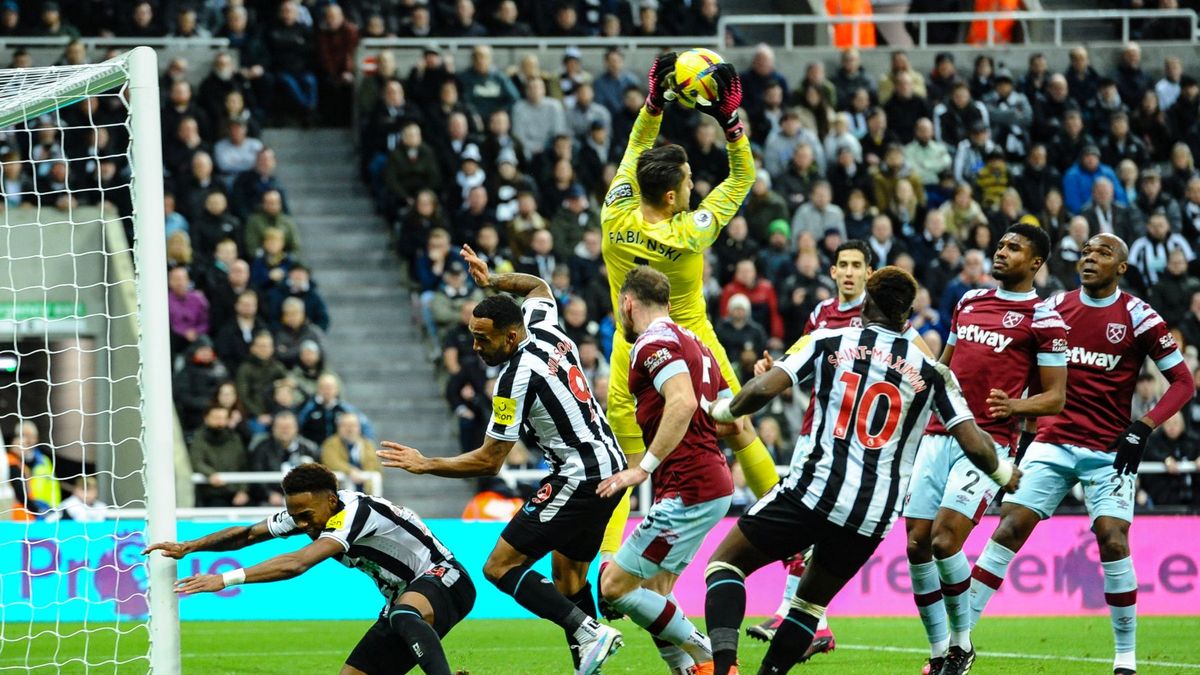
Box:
[956,324,1013,352]
[1067,346,1122,371]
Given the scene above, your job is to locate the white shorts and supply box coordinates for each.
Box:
[1006,441,1135,523]
[903,434,1005,523]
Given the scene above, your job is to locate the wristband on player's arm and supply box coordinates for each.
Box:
[639,453,661,473]
[709,398,736,423]
[719,112,745,142]
[989,461,1014,488]
[222,568,246,587]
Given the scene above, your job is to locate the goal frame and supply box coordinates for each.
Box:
[0,45,181,672]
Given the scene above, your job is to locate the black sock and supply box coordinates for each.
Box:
[388,604,451,675]
[494,565,590,633]
[758,607,820,675]
[705,568,746,675]
[564,582,598,667]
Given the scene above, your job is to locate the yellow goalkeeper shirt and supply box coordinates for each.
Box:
[601,107,754,331]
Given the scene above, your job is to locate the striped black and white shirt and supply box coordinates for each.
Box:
[267,490,456,606]
[774,325,973,538]
[487,296,626,482]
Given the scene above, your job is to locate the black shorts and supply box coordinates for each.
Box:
[738,486,885,580]
[501,475,622,562]
[345,559,476,675]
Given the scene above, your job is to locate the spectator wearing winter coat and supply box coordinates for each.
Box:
[1129,214,1196,290]
[715,293,769,383]
[1147,249,1200,328]
[320,412,380,492]
[904,118,953,187]
[719,259,784,342]
[249,411,320,504]
[167,266,209,355]
[763,111,824,179]
[792,181,846,244]
[190,406,249,507]
[298,374,375,445]
[951,121,998,184]
[983,68,1033,157]
[266,265,330,332]
[272,297,327,369]
[459,45,520,122]
[1062,145,1125,214]
[265,1,318,118]
[214,289,267,373]
[173,337,230,432]
[236,331,289,422]
[933,82,989,148]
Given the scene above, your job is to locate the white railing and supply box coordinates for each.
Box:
[718,10,1199,48]
[358,35,720,53]
[0,37,230,49]
[190,470,383,496]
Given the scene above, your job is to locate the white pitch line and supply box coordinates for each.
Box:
[838,644,1200,670]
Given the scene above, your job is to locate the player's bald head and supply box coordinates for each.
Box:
[1089,233,1129,262]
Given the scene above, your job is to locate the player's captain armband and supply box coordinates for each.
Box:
[605,182,634,206]
[325,510,346,531]
[492,396,518,426]
[785,335,812,355]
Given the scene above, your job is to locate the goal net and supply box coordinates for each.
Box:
[0,47,179,672]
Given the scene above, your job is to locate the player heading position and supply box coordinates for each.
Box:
[144,464,474,675]
[969,234,1193,675]
[599,52,779,567]
[377,246,626,675]
[903,223,1068,675]
[595,266,737,674]
[700,268,1021,675]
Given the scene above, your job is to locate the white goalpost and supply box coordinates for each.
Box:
[0,46,179,672]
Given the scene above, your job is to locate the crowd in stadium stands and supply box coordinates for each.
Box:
[2,0,1200,514]
[349,39,1200,513]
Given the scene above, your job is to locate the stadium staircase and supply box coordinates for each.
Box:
[264,127,473,517]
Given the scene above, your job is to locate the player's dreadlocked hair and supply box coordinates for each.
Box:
[281,463,338,496]
[620,265,671,307]
[866,266,918,324]
[1005,222,1052,262]
[637,144,689,207]
[473,294,524,331]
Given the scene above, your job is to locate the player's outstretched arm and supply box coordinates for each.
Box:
[688,63,753,250]
[605,53,674,205]
[174,538,344,595]
[143,520,275,559]
[378,436,515,478]
[709,367,795,423]
[463,244,552,300]
[949,420,1021,494]
[597,372,695,498]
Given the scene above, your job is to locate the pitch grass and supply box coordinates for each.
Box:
[6,617,1200,674]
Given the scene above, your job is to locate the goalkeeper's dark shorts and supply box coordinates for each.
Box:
[345,558,475,674]
[737,485,885,580]
[501,475,622,563]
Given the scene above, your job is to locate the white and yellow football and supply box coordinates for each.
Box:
[668,48,725,109]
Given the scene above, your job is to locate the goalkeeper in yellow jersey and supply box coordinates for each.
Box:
[599,53,779,570]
